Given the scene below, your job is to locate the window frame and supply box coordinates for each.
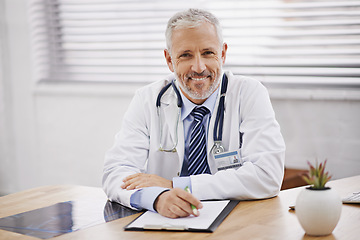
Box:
[29,0,360,88]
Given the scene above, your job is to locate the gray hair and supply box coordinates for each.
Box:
[165,9,223,51]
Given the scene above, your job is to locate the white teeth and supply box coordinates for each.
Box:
[191,77,207,81]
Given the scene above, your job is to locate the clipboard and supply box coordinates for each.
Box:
[124,200,239,232]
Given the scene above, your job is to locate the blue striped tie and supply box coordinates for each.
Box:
[188,106,211,175]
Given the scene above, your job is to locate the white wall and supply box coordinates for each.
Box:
[1,0,38,195]
[1,0,359,195]
[270,88,360,179]
[32,83,141,188]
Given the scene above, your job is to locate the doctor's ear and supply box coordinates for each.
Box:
[221,43,228,65]
[164,49,174,72]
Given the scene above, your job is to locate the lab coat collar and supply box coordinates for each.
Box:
[158,74,185,165]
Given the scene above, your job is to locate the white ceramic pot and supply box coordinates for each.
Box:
[295,187,342,236]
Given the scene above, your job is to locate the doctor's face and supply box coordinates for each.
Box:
[164,21,227,105]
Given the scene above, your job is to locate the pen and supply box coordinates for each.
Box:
[184,186,198,216]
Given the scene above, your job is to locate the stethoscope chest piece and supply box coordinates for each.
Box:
[211,141,225,155]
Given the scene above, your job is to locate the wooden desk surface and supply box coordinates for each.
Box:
[0,175,359,240]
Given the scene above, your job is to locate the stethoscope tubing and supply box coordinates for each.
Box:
[213,74,228,142]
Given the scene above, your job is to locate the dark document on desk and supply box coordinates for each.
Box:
[125,200,239,232]
[0,199,141,239]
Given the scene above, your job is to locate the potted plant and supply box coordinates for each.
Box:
[295,160,342,236]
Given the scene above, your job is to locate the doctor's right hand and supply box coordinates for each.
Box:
[154,188,203,218]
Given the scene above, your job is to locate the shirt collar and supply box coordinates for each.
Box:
[178,84,220,121]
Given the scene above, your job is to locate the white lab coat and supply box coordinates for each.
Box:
[103,71,285,209]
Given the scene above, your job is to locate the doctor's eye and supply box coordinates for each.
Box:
[179,53,192,58]
[203,51,215,56]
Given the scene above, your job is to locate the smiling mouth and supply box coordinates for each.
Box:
[189,76,209,81]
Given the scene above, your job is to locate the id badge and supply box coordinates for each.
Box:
[214,150,242,171]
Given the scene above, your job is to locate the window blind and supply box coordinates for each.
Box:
[29,0,360,86]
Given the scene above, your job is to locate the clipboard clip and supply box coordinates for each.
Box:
[144,224,188,231]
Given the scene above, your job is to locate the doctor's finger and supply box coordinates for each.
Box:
[156,191,192,218]
[165,189,202,216]
[176,189,203,210]
[168,204,191,218]
[171,197,197,217]
[122,179,143,190]
[122,174,154,189]
[123,173,142,182]
[121,176,143,189]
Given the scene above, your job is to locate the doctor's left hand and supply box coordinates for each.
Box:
[121,173,172,190]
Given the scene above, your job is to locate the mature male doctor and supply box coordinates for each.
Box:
[103,9,285,219]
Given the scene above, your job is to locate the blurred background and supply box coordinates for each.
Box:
[1,0,359,196]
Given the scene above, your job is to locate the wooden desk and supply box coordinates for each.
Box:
[0,176,359,240]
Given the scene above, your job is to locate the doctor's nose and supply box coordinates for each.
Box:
[191,55,206,73]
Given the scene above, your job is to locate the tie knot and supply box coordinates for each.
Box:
[191,106,209,122]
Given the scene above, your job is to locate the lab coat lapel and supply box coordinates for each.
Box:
[207,75,225,172]
[208,91,220,157]
[160,91,184,167]
[177,117,184,168]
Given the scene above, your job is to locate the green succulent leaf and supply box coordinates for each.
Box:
[302,159,332,189]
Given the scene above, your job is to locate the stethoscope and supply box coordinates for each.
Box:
[156,74,228,155]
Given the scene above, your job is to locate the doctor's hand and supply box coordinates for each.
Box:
[121,173,172,190]
[154,188,203,218]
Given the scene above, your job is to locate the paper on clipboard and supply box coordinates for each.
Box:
[125,200,230,231]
